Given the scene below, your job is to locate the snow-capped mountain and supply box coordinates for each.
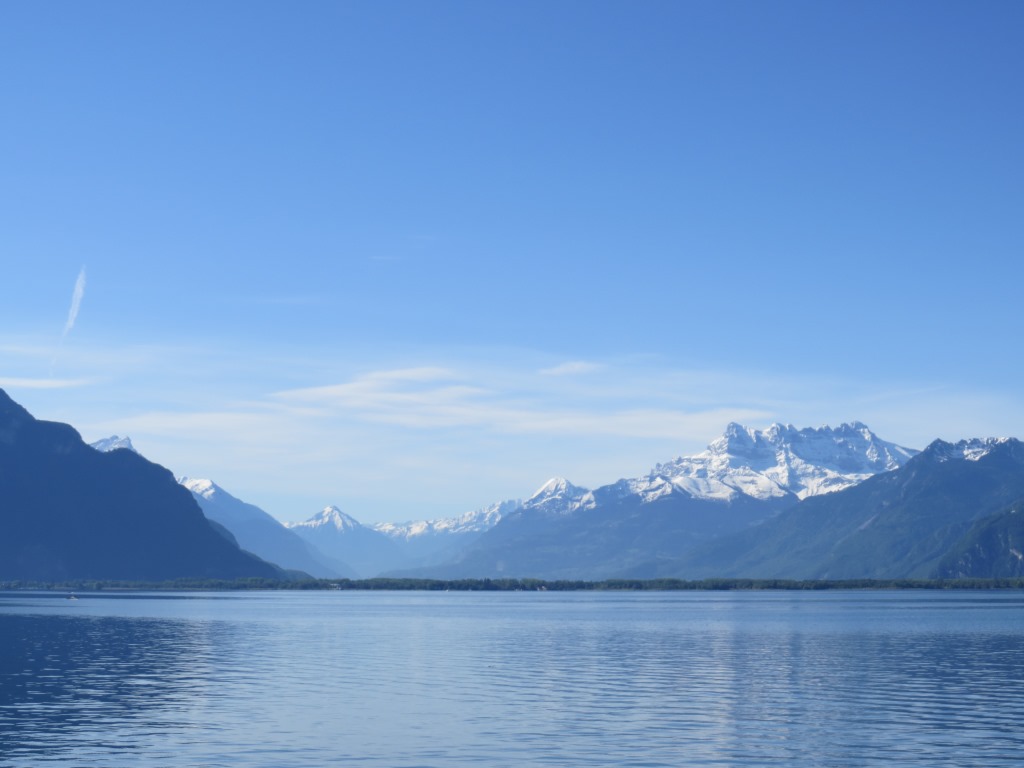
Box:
[89,435,137,453]
[637,422,918,503]
[287,506,404,578]
[181,476,220,500]
[520,478,595,516]
[289,505,363,533]
[924,437,1013,463]
[373,499,520,540]
[498,422,918,522]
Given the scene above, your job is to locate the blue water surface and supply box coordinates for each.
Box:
[1,590,1021,767]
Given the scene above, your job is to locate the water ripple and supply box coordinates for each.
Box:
[0,591,1022,766]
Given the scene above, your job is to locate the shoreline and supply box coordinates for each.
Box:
[3,576,1024,592]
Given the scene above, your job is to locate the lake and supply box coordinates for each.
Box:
[1,590,1022,767]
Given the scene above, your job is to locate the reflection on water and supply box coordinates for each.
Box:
[0,597,238,764]
[1,591,1022,767]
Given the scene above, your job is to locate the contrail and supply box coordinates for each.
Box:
[50,266,86,376]
[64,267,87,336]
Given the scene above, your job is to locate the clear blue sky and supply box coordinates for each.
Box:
[2,1,1022,523]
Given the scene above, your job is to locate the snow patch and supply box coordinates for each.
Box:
[287,505,362,532]
[179,477,220,500]
[90,435,137,454]
[929,437,1012,462]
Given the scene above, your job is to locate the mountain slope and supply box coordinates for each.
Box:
[0,389,280,581]
[287,507,405,578]
[935,502,1024,578]
[181,478,357,578]
[402,476,786,580]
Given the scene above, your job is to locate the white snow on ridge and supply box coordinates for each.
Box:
[928,437,1011,462]
[373,499,521,540]
[523,477,595,516]
[372,422,921,528]
[90,435,137,453]
[180,476,219,500]
[639,422,919,503]
[287,505,362,532]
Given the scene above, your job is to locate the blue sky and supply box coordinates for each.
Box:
[2,1,1023,523]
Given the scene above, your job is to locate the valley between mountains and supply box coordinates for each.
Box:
[3,388,1023,582]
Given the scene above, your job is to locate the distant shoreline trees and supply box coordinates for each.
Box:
[3,576,1023,592]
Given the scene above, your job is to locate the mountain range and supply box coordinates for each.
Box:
[271,421,927,580]
[389,423,923,580]
[283,498,522,578]
[6,384,1021,582]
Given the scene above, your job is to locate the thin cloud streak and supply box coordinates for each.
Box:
[0,377,92,390]
[63,267,87,336]
[539,361,604,377]
[274,367,772,439]
[49,266,87,376]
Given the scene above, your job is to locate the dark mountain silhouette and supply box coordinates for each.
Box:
[0,389,281,581]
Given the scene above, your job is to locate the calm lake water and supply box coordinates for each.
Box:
[0,590,1022,767]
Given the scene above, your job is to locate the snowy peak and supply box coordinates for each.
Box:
[521,477,594,517]
[713,422,764,456]
[923,437,1015,463]
[527,477,587,504]
[706,422,911,473]
[783,422,914,473]
[90,435,138,454]
[649,422,918,502]
[179,476,223,501]
[373,499,520,540]
[288,505,362,532]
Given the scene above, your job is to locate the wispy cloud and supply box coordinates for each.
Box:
[539,360,604,377]
[273,366,770,439]
[0,377,91,390]
[49,266,87,376]
[63,267,87,336]
[227,294,324,307]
